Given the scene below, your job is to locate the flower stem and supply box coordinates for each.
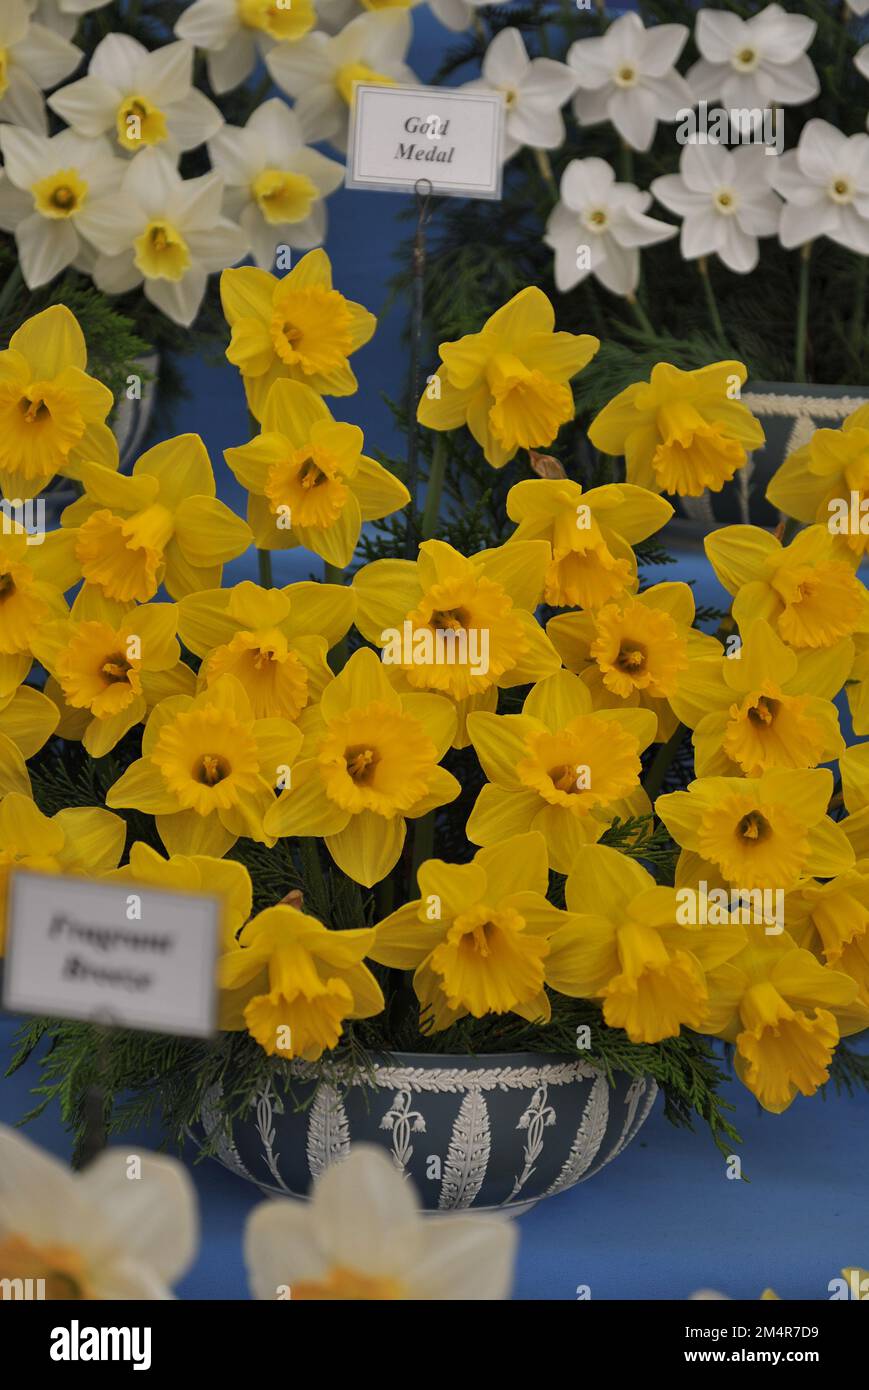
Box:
[624,292,654,335]
[410,811,435,891]
[850,255,868,357]
[795,242,812,382]
[618,141,634,184]
[643,722,687,803]
[257,549,273,587]
[0,264,22,319]
[532,147,557,196]
[299,838,328,919]
[324,561,349,671]
[421,435,447,541]
[697,257,727,352]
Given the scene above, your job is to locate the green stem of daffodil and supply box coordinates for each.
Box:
[850,255,868,356]
[410,811,435,893]
[299,838,328,919]
[624,292,654,336]
[533,147,557,196]
[697,257,727,353]
[795,242,812,382]
[324,561,349,671]
[0,264,22,319]
[618,141,634,184]
[421,436,447,541]
[257,549,273,587]
[643,722,687,804]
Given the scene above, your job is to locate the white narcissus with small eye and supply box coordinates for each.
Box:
[544,156,677,296]
[856,45,869,130]
[0,0,81,134]
[0,127,124,289]
[317,0,493,37]
[24,0,110,43]
[0,1124,198,1300]
[568,11,692,154]
[688,3,819,108]
[461,27,577,162]
[245,1146,518,1301]
[652,144,782,274]
[175,0,318,97]
[768,118,869,255]
[266,10,417,155]
[48,35,223,158]
[75,147,250,328]
[208,99,344,271]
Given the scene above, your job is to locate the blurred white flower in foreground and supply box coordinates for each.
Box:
[0,1124,198,1299]
[848,0,869,14]
[0,0,81,134]
[317,0,484,36]
[768,118,869,254]
[24,0,110,43]
[209,98,344,269]
[687,4,818,108]
[652,144,781,273]
[267,11,416,155]
[568,12,692,154]
[245,1146,517,1301]
[0,127,123,288]
[49,35,223,157]
[856,46,869,128]
[175,0,316,96]
[82,148,249,327]
[545,156,676,295]
[463,27,577,161]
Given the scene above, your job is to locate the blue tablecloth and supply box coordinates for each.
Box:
[2,8,868,1302]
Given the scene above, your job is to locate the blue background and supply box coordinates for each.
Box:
[2,7,868,1302]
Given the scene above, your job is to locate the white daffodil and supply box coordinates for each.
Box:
[688,4,818,109]
[848,0,869,14]
[0,0,81,134]
[317,0,479,35]
[0,1125,198,1299]
[245,1146,517,1301]
[0,126,123,288]
[266,10,417,155]
[651,143,781,274]
[208,98,344,270]
[856,45,869,129]
[462,27,577,162]
[49,35,223,158]
[175,0,317,96]
[544,156,677,295]
[24,0,111,43]
[568,11,691,154]
[768,118,869,254]
[79,147,249,327]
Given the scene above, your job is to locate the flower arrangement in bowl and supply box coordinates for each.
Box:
[6,234,869,1215]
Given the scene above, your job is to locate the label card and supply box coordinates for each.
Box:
[3,871,222,1038]
[346,83,505,200]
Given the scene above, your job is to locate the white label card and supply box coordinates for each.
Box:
[346,83,505,199]
[3,871,221,1038]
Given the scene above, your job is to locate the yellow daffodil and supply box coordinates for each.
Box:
[0,525,68,698]
[0,792,126,953]
[668,618,848,777]
[0,305,118,500]
[547,581,719,741]
[30,592,186,758]
[106,674,303,857]
[838,741,869,859]
[263,647,460,887]
[700,926,868,1113]
[218,903,383,1057]
[353,538,561,746]
[465,670,656,873]
[845,631,869,734]
[39,436,252,605]
[784,865,869,1008]
[225,379,409,567]
[221,249,377,421]
[178,578,356,721]
[705,523,869,651]
[0,680,60,786]
[546,844,747,1043]
[103,841,253,954]
[588,360,764,498]
[417,287,599,469]
[371,833,577,1029]
[767,405,869,559]
[506,477,673,610]
[657,768,854,891]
